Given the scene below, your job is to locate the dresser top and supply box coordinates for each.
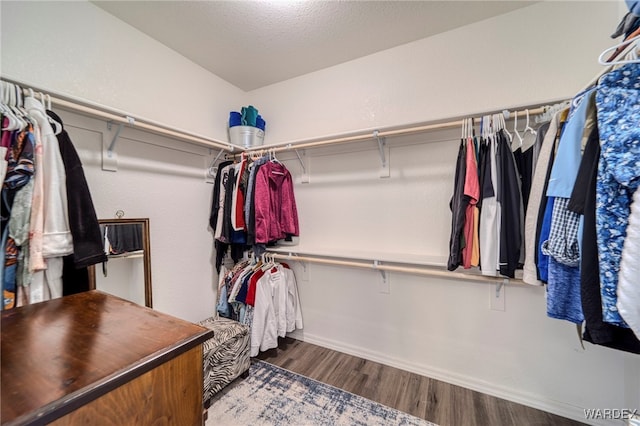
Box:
[1,291,212,425]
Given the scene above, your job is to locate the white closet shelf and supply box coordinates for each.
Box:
[267,246,447,267]
[265,246,522,284]
[1,76,239,152]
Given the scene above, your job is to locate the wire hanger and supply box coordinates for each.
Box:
[598,34,640,65]
[500,113,512,143]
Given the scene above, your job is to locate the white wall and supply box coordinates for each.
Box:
[250,1,639,425]
[250,1,621,144]
[0,1,245,141]
[56,110,217,323]
[0,0,233,321]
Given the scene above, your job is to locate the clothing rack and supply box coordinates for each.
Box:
[265,250,521,285]
[0,76,237,152]
[245,103,559,156]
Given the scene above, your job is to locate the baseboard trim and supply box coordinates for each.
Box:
[288,331,617,426]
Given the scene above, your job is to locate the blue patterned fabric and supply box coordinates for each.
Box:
[546,257,584,324]
[595,63,640,327]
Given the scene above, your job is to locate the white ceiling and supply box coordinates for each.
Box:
[92,1,536,91]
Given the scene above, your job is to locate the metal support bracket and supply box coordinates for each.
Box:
[374,130,390,178]
[205,148,226,183]
[108,116,135,153]
[374,260,390,293]
[293,147,310,183]
[294,148,306,173]
[103,116,135,172]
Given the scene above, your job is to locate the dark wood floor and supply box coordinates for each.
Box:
[257,338,585,426]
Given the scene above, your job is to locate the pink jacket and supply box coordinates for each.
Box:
[254,162,299,244]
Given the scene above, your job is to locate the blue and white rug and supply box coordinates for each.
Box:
[207,360,437,426]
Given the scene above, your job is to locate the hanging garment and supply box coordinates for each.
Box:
[28,123,45,272]
[462,137,480,269]
[282,266,303,333]
[231,156,248,231]
[246,157,268,248]
[570,126,640,353]
[533,110,569,283]
[479,136,499,276]
[539,91,592,323]
[447,140,468,271]
[213,163,234,242]
[25,96,73,258]
[253,161,299,244]
[2,124,36,308]
[522,121,551,285]
[496,130,521,278]
[618,189,640,339]
[542,90,594,264]
[50,110,107,270]
[210,160,234,231]
[595,63,640,327]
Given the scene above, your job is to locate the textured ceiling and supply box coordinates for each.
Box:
[92,1,536,91]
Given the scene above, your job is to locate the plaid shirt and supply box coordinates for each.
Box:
[541,197,581,267]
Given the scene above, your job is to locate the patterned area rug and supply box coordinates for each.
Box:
[206,360,437,426]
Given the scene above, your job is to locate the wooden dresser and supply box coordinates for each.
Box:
[1,290,213,425]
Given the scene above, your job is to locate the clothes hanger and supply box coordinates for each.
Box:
[0,82,19,131]
[523,109,537,136]
[9,84,27,131]
[598,34,640,65]
[513,111,523,147]
[17,87,35,127]
[41,92,62,135]
[500,113,512,143]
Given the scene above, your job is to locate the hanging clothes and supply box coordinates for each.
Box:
[522,120,552,285]
[49,110,106,295]
[618,188,640,340]
[569,126,640,353]
[594,63,640,327]
[541,90,594,324]
[496,129,521,279]
[462,136,480,269]
[479,133,499,276]
[25,96,73,259]
[216,258,303,357]
[253,161,299,245]
[447,140,468,271]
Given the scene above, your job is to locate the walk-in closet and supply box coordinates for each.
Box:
[1,1,638,425]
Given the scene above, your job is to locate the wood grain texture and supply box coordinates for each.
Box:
[257,338,586,426]
[50,347,203,426]
[1,291,212,425]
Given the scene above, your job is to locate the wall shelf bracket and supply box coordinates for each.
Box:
[374,130,386,167]
[373,260,390,293]
[373,260,386,280]
[293,148,307,174]
[205,148,226,182]
[293,148,310,183]
[107,116,135,153]
[103,116,134,172]
[374,130,390,178]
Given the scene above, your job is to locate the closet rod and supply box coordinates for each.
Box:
[247,104,552,155]
[1,77,236,152]
[267,252,521,285]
